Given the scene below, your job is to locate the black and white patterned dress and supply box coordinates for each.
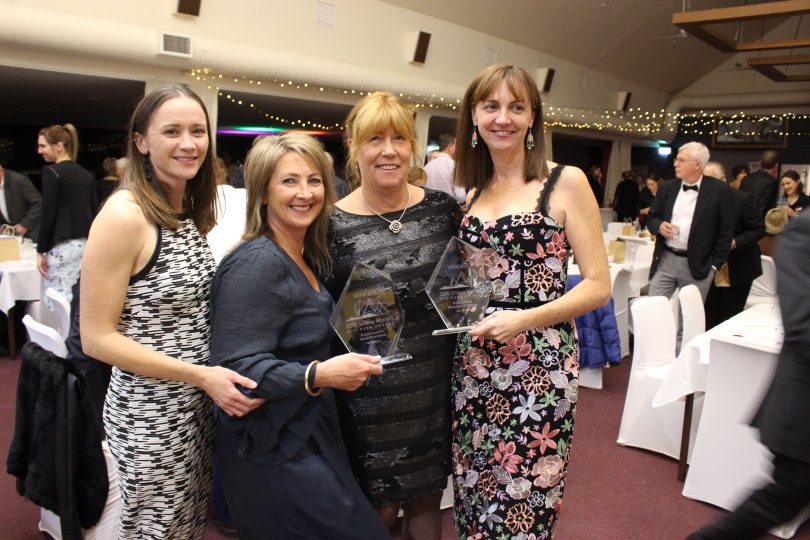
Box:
[103,218,216,539]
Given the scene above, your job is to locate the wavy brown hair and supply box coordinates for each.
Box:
[124,85,217,234]
[39,124,79,161]
[242,133,337,275]
[343,91,417,190]
[455,64,548,192]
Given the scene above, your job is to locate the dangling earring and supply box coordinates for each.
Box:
[526,131,535,150]
[143,154,154,182]
[471,125,478,148]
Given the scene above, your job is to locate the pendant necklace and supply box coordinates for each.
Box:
[360,187,410,234]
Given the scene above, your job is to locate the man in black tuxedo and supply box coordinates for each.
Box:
[740,149,780,219]
[703,161,764,328]
[646,142,733,300]
[688,208,810,540]
[0,164,42,241]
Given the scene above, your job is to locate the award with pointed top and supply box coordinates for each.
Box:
[330,263,412,366]
[426,238,492,336]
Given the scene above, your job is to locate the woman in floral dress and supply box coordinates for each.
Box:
[450,64,611,539]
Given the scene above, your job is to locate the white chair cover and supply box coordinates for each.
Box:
[678,285,705,349]
[22,314,67,358]
[44,287,71,339]
[605,221,625,241]
[746,255,778,308]
[617,296,684,458]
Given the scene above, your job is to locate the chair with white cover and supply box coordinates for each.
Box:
[746,255,778,309]
[45,288,72,339]
[605,221,625,241]
[617,296,684,458]
[22,315,121,540]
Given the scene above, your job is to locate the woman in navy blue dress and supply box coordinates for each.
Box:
[210,133,390,539]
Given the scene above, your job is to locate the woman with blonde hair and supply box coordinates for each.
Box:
[210,133,389,539]
[328,91,461,539]
[759,207,789,257]
[36,123,97,304]
[451,64,610,538]
[81,85,263,538]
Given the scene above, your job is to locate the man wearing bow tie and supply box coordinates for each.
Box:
[646,142,734,300]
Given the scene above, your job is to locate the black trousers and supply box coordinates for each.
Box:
[705,281,754,330]
[688,453,810,540]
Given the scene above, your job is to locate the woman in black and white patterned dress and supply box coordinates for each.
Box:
[80,85,263,539]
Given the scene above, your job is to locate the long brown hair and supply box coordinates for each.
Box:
[455,64,548,192]
[124,84,217,234]
[39,124,79,161]
[343,91,417,189]
[242,133,336,275]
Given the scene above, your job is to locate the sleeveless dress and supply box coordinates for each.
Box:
[328,188,461,506]
[103,218,216,539]
[451,165,579,539]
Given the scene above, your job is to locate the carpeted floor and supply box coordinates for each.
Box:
[2,353,809,539]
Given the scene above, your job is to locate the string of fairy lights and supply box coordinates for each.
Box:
[187,68,810,137]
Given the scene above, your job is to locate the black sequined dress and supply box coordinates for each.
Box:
[328,188,461,505]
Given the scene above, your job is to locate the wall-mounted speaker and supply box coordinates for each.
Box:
[536,68,555,93]
[177,0,201,16]
[617,91,632,112]
[405,31,431,64]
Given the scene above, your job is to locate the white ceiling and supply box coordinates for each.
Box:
[381,0,789,94]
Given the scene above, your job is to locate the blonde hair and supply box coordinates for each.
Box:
[343,92,417,189]
[242,133,336,275]
[39,124,79,161]
[455,64,548,192]
[124,85,217,234]
[765,207,788,236]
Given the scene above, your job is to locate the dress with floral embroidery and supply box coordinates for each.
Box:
[451,165,579,540]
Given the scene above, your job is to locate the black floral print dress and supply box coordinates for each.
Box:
[451,165,579,539]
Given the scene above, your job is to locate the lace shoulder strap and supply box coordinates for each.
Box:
[536,165,565,215]
[466,188,484,212]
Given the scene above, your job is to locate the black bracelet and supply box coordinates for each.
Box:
[304,360,322,397]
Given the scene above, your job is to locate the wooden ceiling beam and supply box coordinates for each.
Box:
[747,54,810,82]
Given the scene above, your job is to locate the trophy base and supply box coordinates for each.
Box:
[380,353,412,366]
[432,326,474,336]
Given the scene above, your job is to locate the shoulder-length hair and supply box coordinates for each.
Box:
[39,124,79,162]
[343,91,417,189]
[455,64,548,192]
[242,133,337,275]
[124,84,217,234]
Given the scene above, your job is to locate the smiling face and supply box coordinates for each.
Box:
[472,80,535,156]
[782,176,800,197]
[265,151,325,237]
[355,126,412,191]
[134,95,209,186]
[37,135,61,163]
[646,178,659,196]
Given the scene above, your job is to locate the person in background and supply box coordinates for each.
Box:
[115,157,129,181]
[689,209,810,540]
[703,161,763,328]
[425,132,465,204]
[759,207,788,258]
[97,157,119,203]
[80,85,262,538]
[36,123,97,305]
[407,166,427,187]
[586,163,605,207]
[612,169,640,221]
[637,172,661,220]
[326,152,350,198]
[780,169,810,217]
[729,163,749,190]
[740,149,779,219]
[647,142,733,301]
[451,64,610,539]
[210,133,388,539]
[206,157,247,265]
[0,162,41,241]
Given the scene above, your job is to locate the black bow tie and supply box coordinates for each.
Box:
[682,184,698,192]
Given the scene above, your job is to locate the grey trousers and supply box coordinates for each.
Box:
[648,249,715,301]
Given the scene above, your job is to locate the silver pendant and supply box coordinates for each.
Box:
[389,220,403,234]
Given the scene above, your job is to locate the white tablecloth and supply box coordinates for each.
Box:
[0,259,41,314]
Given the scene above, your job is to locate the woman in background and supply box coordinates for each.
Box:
[36,123,97,304]
[781,170,810,217]
[451,64,610,538]
[80,85,261,538]
[329,91,460,540]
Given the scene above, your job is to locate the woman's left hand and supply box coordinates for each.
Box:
[470,310,532,343]
[37,253,49,278]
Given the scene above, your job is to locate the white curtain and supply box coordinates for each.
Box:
[543,129,553,162]
[413,110,431,166]
[605,140,632,206]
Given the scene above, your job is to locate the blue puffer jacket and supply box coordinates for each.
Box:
[566,275,622,369]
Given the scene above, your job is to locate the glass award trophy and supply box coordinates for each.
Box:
[425,237,492,336]
[330,263,412,366]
